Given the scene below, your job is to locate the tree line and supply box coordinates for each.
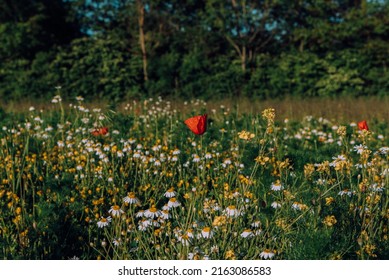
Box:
[1,0,388,101]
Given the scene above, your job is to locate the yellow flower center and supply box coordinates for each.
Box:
[181,234,189,240]
[202,227,211,233]
[128,192,136,198]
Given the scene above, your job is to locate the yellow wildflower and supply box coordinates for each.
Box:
[323,215,337,227]
[225,250,236,260]
[238,130,255,140]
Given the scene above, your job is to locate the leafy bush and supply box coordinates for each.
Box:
[51,35,143,102]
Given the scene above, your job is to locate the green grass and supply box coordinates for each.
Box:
[3,95,389,122]
[0,96,388,260]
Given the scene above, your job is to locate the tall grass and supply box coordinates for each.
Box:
[2,96,389,122]
[0,95,387,259]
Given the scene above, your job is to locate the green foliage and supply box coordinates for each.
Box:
[0,0,389,100]
[286,229,333,260]
[51,35,143,101]
[178,48,210,97]
[203,57,246,99]
[146,51,182,97]
[0,20,43,60]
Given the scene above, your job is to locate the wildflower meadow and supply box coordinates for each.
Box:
[0,95,388,260]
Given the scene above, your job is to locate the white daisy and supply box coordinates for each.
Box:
[178,234,191,246]
[123,192,140,204]
[199,227,214,239]
[240,229,253,238]
[251,221,261,228]
[160,210,170,220]
[259,249,275,259]
[138,219,152,231]
[97,216,112,228]
[224,205,241,217]
[270,181,283,191]
[164,187,176,198]
[353,144,367,154]
[144,206,161,218]
[192,154,201,163]
[109,205,124,217]
[338,189,354,197]
[135,210,145,218]
[113,238,122,246]
[271,202,282,209]
[167,198,181,208]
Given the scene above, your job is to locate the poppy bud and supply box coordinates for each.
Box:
[357,120,368,131]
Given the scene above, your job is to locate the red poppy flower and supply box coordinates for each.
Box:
[357,120,369,131]
[91,129,100,136]
[99,127,109,135]
[91,127,109,136]
[184,114,207,135]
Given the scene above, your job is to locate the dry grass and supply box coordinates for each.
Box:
[2,96,388,123]
[198,96,389,123]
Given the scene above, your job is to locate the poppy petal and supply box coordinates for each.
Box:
[185,114,207,135]
[91,127,109,136]
[91,129,100,136]
[358,120,369,131]
[99,127,109,135]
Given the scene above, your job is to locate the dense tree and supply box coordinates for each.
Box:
[0,0,388,100]
[0,0,80,59]
[203,0,283,72]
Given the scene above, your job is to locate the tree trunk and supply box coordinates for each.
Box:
[137,0,148,81]
[241,45,246,72]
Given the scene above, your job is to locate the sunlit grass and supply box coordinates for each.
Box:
[0,95,388,260]
[2,95,388,123]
